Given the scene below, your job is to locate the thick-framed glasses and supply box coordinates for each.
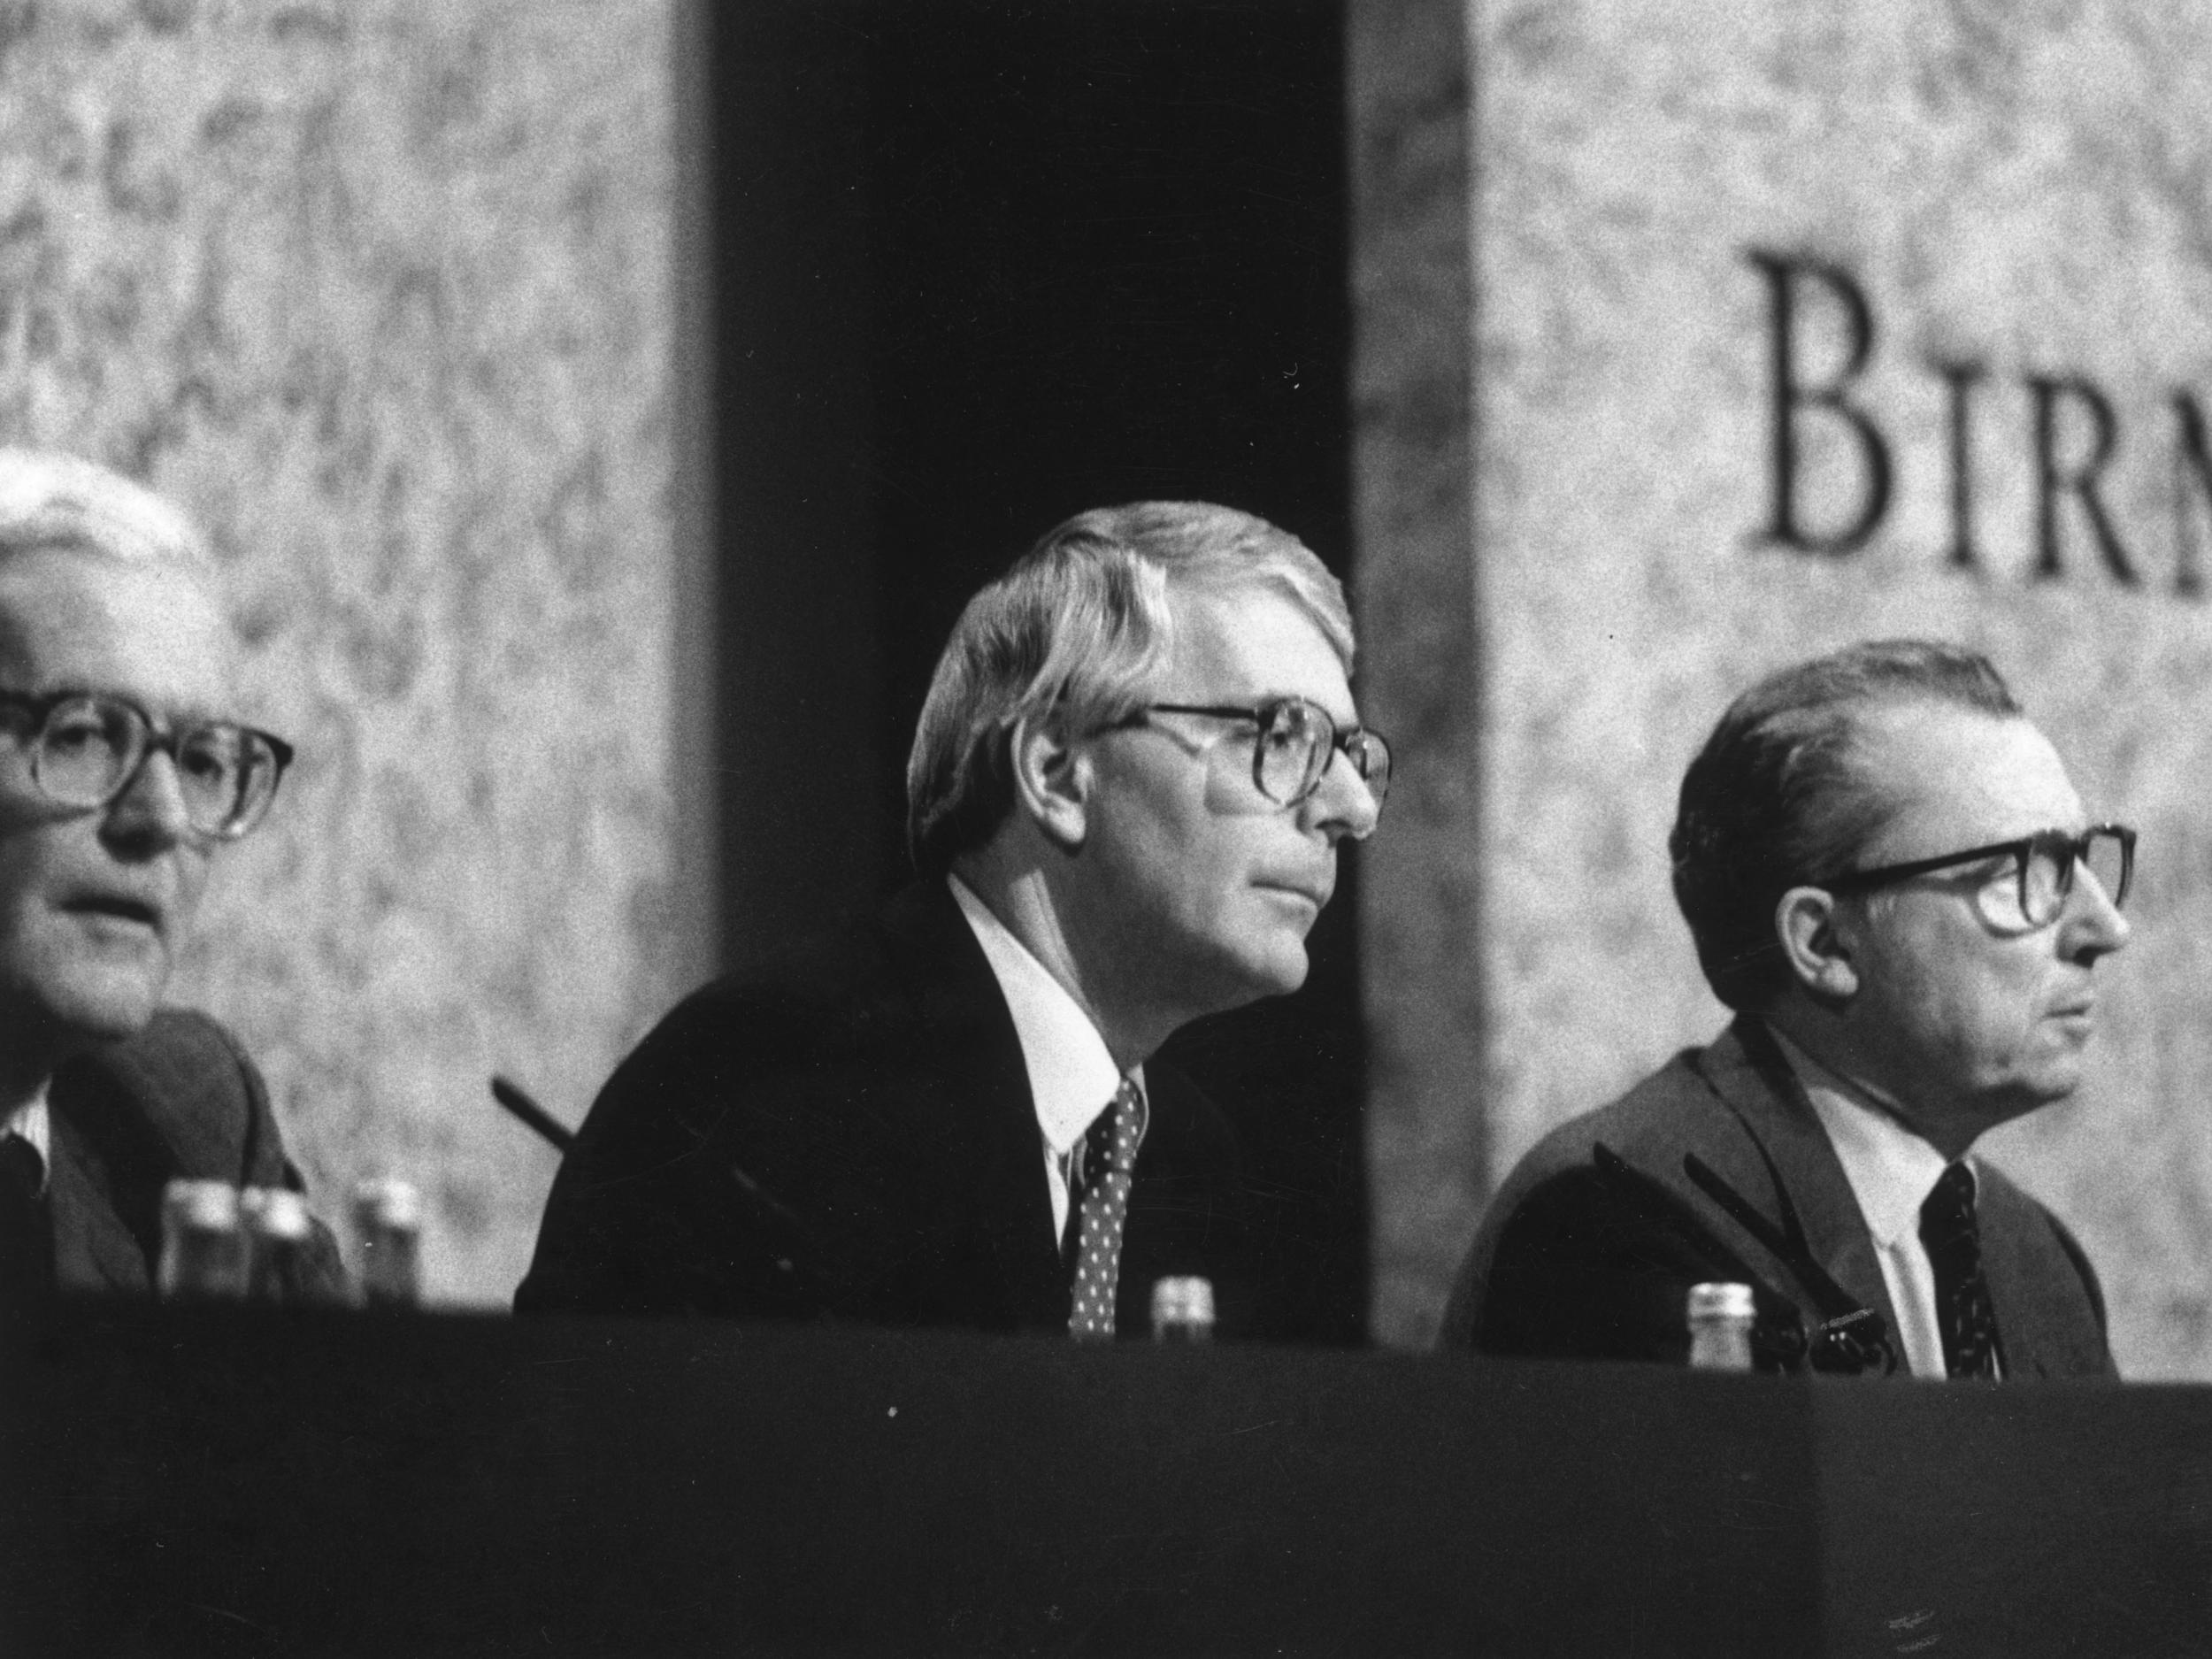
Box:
[0,689,295,841]
[1133,697,1393,811]
[1823,824,2135,930]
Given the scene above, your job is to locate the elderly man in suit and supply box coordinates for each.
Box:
[0,449,334,1315]
[518,501,1388,1339]
[1445,640,2128,1379]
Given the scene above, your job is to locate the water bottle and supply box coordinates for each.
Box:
[1686,1281,1756,1371]
[351,1178,423,1308]
[1150,1275,1216,1343]
[240,1187,315,1304]
[157,1179,247,1302]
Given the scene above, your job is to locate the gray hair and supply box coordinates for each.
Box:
[0,449,211,572]
[1670,639,2023,1011]
[906,501,1354,875]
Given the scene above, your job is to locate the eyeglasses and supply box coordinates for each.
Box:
[1823,824,2135,929]
[1132,697,1393,811]
[0,689,295,841]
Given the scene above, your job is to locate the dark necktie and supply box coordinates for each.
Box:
[1920,1162,2002,1380]
[1068,1077,1146,1342]
[0,1132,55,1318]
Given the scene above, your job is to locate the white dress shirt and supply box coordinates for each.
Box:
[949,875,1141,1243]
[4,1087,50,1194]
[1770,1029,1978,1380]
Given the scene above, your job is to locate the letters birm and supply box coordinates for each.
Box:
[1749,248,2212,598]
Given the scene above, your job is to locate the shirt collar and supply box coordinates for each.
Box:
[1770,1027,1959,1249]
[4,1084,50,1193]
[948,875,1133,1157]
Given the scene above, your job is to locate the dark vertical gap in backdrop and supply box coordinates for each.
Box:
[715,4,887,973]
[720,0,1363,1343]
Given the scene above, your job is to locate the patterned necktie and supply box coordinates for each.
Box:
[1921,1162,2002,1380]
[0,1132,54,1318]
[1068,1077,1146,1342]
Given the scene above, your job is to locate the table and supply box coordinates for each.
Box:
[4,1306,2206,1655]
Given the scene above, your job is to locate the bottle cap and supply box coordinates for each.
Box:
[162,1179,241,1233]
[242,1187,312,1242]
[1687,1281,1755,1322]
[1150,1275,1216,1327]
[352,1177,423,1232]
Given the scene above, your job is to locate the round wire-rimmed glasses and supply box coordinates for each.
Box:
[1132,697,1392,811]
[0,688,295,841]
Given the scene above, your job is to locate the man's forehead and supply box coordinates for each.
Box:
[1160,582,1355,710]
[1852,702,2083,850]
[0,547,235,709]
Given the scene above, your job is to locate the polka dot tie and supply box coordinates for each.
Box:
[1068,1076,1147,1343]
[1920,1162,2003,1381]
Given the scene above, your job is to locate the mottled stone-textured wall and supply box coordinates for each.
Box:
[1350,0,1487,1355]
[1359,0,2212,1378]
[0,1,688,1304]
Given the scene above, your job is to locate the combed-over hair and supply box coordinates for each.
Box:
[1671,639,2022,1011]
[0,449,211,573]
[906,501,1353,875]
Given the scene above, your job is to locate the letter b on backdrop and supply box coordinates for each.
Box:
[1749,250,1892,555]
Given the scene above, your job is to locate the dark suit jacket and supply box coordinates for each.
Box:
[46,1007,343,1300]
[517,881,1268,1339]
[1440,1016,2116,1379]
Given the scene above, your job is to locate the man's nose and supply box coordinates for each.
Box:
[2062,862,2131,957]
[103,749,194,848]
[1302,748,1381,843]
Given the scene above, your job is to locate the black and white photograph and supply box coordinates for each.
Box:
[3,3,2208,1653]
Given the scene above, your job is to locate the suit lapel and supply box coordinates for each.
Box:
[45,1098,156,1294]
[1977,1194,2050,1379]
[878,881,1067,1326]
[1972,1174,2108,1379]
[1699,1019,1904,1352]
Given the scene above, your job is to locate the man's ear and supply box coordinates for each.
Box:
[1009,712,1091,851]
[1776,885,1860,1003]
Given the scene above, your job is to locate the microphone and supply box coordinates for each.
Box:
[490,1073,818,1297]
[489,1076,576,1156]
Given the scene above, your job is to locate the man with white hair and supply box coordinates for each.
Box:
[519,502,1388,1339]
[0,449,334,1316]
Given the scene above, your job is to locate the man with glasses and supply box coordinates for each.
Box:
[1443,640,2127,1379]
[520,502,1386,1338]
[0,449,335,1317]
